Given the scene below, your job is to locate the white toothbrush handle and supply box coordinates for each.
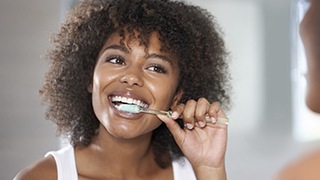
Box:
[215,116,229,125]
[140,108,172,117]
[192,114,229,125]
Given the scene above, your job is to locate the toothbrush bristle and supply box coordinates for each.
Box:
[117,104,141,113]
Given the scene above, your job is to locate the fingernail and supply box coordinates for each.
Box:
[211,117,217,123]
[171,111,179,119]
[198,121,205,128]
[185,123,194,129]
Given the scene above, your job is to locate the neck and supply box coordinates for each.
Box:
[95,125,154,164]
[75,125,165,179]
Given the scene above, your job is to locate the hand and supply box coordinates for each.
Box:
[157,98,228,179]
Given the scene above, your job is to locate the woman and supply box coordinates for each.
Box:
[15,0,231,179]
[300,0,320,113]
[276,0,320,179]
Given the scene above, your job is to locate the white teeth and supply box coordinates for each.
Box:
[111,96,148,108]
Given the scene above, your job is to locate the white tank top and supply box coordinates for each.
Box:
[45,144,196,180]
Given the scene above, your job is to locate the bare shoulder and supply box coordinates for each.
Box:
[14,155,57,180]
[276,149,320,180]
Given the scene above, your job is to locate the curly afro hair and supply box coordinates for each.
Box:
[41,0,231,168]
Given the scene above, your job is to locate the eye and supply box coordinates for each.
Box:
[105,55,125,65]
[147,64,168,74]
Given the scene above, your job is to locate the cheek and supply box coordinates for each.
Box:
[91,76,105,122]
[92,67,118,93]
[149,77,179,107]
[91,69,117,116]
[92,72,104,101]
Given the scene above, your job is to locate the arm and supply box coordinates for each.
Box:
[275,148,320,180]
[193,163,227,180]
[300,0,320,113]
[13,156,57,180]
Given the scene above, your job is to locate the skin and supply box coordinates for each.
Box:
[159,100,228,179]
[300,0,320,113]
[276,148,320,180]
[14,31,228,180]
[90,31,181,140]
[276,0,320,179]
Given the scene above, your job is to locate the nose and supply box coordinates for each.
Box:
[119,70,144,87]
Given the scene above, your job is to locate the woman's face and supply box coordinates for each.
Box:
[90,31,181,139]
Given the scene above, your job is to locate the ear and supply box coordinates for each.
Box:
[170,88,183,109]
[87,83,93,93]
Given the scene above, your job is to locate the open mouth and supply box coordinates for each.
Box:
[110,96,148,113]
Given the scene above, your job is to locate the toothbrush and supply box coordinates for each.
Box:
[117,104,229,125]
[117,104,171,116]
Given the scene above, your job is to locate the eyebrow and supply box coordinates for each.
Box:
[101,44,129,53]
[146,53,175,67]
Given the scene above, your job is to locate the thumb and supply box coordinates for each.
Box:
[157,114,186,144]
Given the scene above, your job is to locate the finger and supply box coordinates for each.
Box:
[170,103,185,120]
[208,102,228,125]
[183,100,197,129]
[195,97,210,128]
[207,102,220,122]
[156,114,185,144]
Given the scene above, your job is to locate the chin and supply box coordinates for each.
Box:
[103,123,155,140]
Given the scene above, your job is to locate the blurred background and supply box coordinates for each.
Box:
[1,0,320,179]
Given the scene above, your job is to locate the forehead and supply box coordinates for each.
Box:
[100,30,176,58]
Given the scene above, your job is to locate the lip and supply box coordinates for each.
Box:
[108,90,150,120]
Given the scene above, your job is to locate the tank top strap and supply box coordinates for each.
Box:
[45,144,78,180]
